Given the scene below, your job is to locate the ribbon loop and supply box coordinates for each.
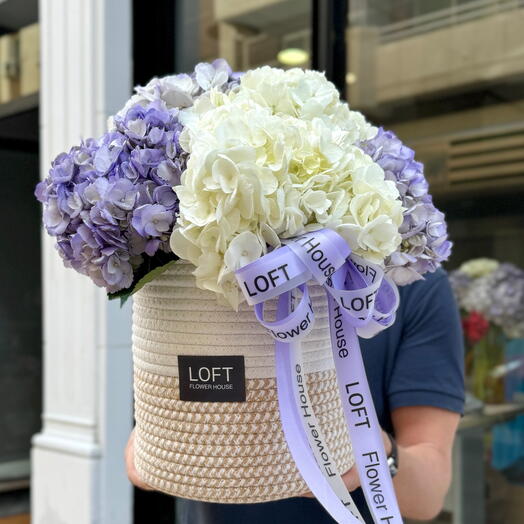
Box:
[235,246,310,306]
[324,265,380,327]
[254,285,315,342]
[286,229,350,285]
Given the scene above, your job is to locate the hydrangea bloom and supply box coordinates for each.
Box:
[448,269,473,305]
[480,264,524,338]
[236,66,376,141]
[450,261,524,339]
[36,61,239,294]
[460,257,499,278]
[110,59,241,128]
[171,69,403,306]
[35,104,182,292]
[360,128,452,285]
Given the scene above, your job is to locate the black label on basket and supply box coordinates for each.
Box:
[178,355,246,402]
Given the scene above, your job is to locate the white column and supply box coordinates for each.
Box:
[31,1,133,524]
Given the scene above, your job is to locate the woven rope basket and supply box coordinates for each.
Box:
[132,260,353,503]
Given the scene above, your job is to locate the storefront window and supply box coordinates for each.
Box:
[0,0,40,505]
[197,0,312,70]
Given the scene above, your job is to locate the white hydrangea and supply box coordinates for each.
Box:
[229,66,377,141]
[171,67,403,308]
[460,258,499,278]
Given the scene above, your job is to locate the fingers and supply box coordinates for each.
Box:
[300,467,361,499]
[125,428,154,491]
[342,467,361,492]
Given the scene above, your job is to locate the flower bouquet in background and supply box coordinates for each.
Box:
[36,62,452,522]
[450,258,524,404]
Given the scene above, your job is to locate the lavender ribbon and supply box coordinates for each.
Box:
[235,229,403,524]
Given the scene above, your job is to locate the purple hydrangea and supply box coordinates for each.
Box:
[448,269,473,305]
[35,109,180,293]
[451,263,524,338]
[478,264,524,338]
[36,61,239,294]
[360,128,452,285]
[112,59,241,126]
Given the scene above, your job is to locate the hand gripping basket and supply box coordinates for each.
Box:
[132,260,353,503]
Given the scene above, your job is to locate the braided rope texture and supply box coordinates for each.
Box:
[132,261,353,503]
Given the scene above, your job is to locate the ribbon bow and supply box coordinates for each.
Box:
[235,229,403,524]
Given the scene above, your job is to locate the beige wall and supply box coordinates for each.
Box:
[349,9,524,108]
[388,102,524,196]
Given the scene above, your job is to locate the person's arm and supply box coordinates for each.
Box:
[390,406,459,519]
[388,271,463,519]
[341,406,459,520]
[339,271,464,520]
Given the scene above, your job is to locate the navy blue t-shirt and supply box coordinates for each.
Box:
[176,269,465,524]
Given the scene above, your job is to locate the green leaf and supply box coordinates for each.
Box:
[132,259,178,295]
[107,254,179,307]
